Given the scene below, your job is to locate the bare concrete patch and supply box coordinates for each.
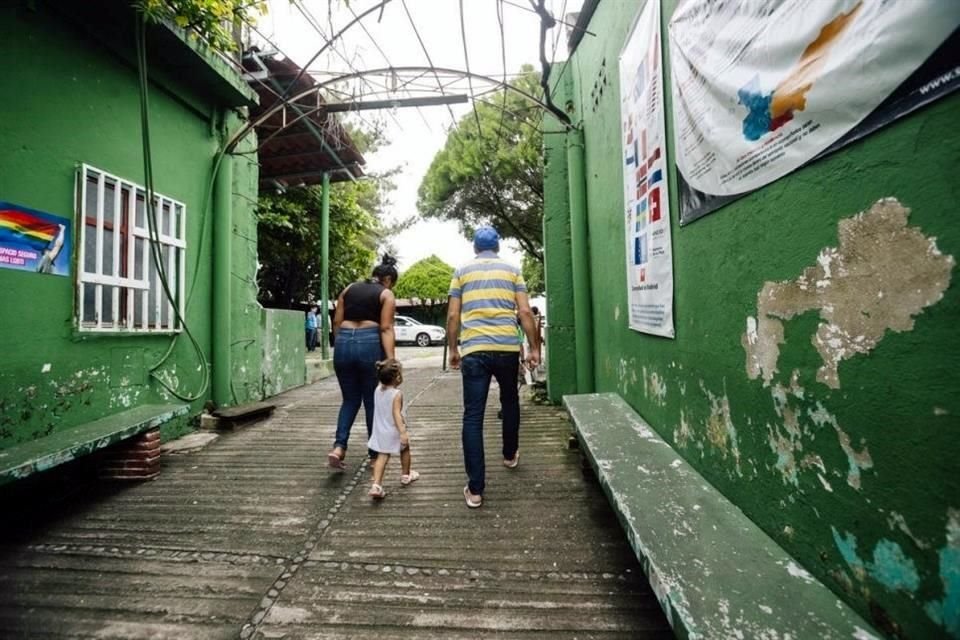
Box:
[743,197,954,389]
[160,431,219,454]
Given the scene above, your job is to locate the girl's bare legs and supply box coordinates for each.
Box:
[371,453,390,486]
[400,446,412,476]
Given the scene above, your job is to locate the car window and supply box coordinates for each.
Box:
[394,318,408,326]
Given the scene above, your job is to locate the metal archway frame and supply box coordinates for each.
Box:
[228,65,571,153]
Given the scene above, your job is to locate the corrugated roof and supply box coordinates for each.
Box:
[243,53,365,189]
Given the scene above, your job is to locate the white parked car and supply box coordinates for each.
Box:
[393,315,445,347]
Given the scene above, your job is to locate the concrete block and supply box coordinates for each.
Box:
[199,413,220,430]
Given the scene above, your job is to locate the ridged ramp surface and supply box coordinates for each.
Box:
[0,368,671,639]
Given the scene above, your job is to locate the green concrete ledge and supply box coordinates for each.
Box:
[0,403,188,487]
[564,392,880,640]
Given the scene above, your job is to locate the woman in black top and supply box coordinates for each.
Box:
[327,254,398,469]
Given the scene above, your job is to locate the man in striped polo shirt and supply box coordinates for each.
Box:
[446,226,541,509]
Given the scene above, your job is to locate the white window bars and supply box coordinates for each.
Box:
[76,164,186,333]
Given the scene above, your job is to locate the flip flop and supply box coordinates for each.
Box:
[463,486,482,509]
[327,452,346,470]
[400,470,420,486]
[503,451,520,469]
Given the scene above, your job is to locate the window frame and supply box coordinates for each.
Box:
[75,164,187,334]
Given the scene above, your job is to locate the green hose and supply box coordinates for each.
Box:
[135,16,211,402]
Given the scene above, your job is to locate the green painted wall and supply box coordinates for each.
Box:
[230,118,268,406]
[544,1,960,638]
[0,4,306,454]
[261,309,307,398]
[0,4,217,447]
[543,70,577,402]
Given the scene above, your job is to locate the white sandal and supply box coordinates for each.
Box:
[368,484,386,499]
[400,470,420,486]
[463,486,483,508]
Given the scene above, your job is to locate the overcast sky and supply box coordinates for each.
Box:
[255,0,582,271]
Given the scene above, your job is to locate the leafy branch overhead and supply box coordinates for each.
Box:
[418,66,545,262]
[135,0,267,51]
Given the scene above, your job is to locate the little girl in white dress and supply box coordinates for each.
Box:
[367,359,419,499]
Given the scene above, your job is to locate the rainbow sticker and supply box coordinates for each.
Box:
[0,202,71,276]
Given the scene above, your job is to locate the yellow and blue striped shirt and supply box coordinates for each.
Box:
[449,251,527,356]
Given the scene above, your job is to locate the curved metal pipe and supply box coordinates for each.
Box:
[229,65,569,152]
[278,0,395,100]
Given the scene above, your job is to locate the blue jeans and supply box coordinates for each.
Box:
[461,351,521,495]
[333,327,383,454]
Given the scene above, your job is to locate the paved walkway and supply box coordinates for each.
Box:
[0,368,671,639]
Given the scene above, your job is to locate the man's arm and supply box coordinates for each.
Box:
[515,291,540,368]
[446,295,462,369]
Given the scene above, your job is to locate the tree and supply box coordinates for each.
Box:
[418,66,544,262]
[394,256,455,305]
[522,253,544,296]
[256,121,398,307]
[257,181,380,307]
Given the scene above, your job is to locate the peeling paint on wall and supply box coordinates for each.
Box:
[742,315,785,386]
[925,509,960,638]
[743,198,954,389]
[762,371,872,491]
[833,509,960,637]
[642,366,667,407]
[809,402,873,490]
[674,409,693,448]
[700,382,742,477]
[832,527,920,593]
[886,511,930,550]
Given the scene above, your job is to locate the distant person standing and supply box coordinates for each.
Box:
[305,305,319,352]
[530,306,544,351]
[328,255,398,470]
[446,226,540,508]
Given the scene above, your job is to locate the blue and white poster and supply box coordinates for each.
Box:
[0,202,72,276]
[669,0,960,224]
[620,0,675,338]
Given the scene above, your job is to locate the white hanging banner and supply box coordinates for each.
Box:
[669,0,960,224]
[620,0,675,338]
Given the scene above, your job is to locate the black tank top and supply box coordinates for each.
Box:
[343,281,385,323]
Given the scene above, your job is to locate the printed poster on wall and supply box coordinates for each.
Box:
[620,0,674,338]
[0,202,71,276]
[669,1,960,224]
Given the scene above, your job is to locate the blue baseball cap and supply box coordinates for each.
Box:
[473,226,500,251]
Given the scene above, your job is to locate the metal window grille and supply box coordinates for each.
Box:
[76,165,186,333]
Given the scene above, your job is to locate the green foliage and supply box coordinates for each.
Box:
[394,256,455,305]
[522,253,544,296]
[418,66,544,262]
[256,121,400,307]
[257,180,382,307]
[135,0,266,52]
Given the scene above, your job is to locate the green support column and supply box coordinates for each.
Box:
[567,126,595,393]
[212,152,233,407]
[320,172,331,360]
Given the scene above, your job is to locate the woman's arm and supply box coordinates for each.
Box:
[392,391,409,447]
[332,287,348,340]
[379,289,397,359]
